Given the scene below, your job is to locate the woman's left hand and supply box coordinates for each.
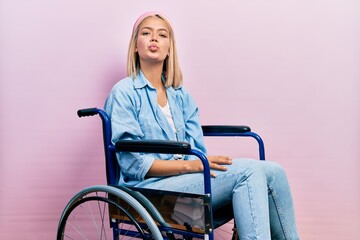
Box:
[207,156,233,176]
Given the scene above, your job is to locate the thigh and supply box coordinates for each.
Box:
[137,158,268,209]
[136,171,205,193]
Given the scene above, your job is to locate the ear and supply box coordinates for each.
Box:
[135,42,138,52]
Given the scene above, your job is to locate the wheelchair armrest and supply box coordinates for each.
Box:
[202,125,251,136]
[202,125,266,160]
[115,140,192,154]
[115,140,212,195]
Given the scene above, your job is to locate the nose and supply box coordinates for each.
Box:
[150,34,158,42]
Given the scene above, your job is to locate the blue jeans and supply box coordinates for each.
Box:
[136,158,299,240]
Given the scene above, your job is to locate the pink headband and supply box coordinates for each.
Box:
[132,11,172,34]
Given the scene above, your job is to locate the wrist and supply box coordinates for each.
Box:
[182,160,193,174]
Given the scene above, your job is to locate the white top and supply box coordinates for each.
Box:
[159,102,176,133]
[159,102,184,160]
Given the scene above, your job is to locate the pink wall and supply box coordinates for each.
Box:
[1,0,359,239]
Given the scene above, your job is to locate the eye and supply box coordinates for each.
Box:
[141,31,150,36]
[159,32,168,38]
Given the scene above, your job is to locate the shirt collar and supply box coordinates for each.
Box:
[133,71,152,89]
[133,70,182,94]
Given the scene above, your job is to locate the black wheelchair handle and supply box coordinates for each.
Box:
[77,108,99,118]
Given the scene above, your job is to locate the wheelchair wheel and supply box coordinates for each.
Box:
[57,185,163,240]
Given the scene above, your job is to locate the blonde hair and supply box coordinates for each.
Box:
[127,13,183,88]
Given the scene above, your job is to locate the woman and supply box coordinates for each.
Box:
[105,12,299,240]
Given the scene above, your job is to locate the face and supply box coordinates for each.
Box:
[135,16,171,65]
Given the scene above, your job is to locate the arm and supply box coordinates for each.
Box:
[147,159,196,176]
[147,156,232,177]
[105,79,158,182]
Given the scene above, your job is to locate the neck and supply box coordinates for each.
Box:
[141,62,164,89]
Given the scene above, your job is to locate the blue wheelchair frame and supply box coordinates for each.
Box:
[74,107,265,240]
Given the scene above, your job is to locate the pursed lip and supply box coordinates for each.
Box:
[148,44,159,51]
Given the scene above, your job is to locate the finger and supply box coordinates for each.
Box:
[211,155,231,160]
[210,156,232,165]
[210,163,228,171]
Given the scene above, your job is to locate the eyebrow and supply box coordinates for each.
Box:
[140,26,169,32]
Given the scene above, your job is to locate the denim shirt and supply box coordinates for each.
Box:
[104,71,207,187]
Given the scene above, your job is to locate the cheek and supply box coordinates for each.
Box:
[164,43,170,54]
[136,38,145,51]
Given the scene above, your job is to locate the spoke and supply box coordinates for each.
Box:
[65,216,88,239]
[96,192,108,240]
[69,207,85,239]
[116,205,142,239]
[84,197,101,236]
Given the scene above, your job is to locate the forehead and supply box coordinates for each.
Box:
[139,16,170,31]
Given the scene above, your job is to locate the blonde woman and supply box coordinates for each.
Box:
[105,12,299,240]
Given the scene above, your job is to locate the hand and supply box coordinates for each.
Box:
[207,155,232,177]
[185,155,232,177]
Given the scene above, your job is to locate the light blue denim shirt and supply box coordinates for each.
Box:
[104,71,207,187]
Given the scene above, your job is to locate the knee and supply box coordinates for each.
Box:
[264,161,289,185]
[267,161,285,174]
[230,158,263,174]
[229,158,267,180]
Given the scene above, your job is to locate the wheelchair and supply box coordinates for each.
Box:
[57,108,265,240]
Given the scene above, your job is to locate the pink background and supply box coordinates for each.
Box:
[1,0,359,239]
